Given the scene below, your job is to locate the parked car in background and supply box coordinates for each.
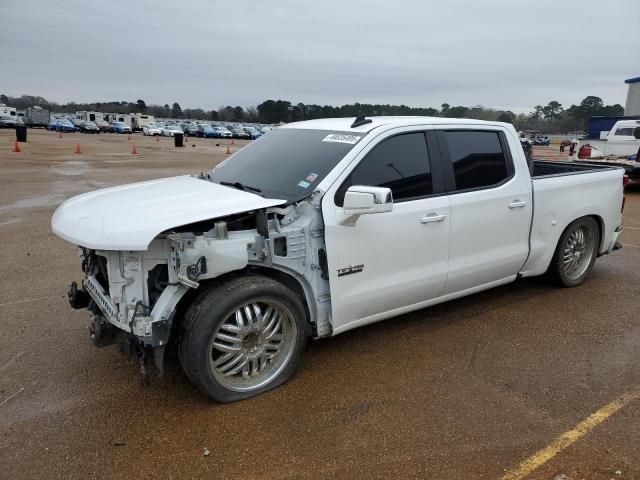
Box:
[231,126,250,139]
[70,118,85,130]
[161,124,184,136]
[52,118,77,132]
[244,126,263,140]
[185,124,200,136]
[96,120,113,132]
[212,125,233,138]
[0,116,18,128]
[143,124,163,136]
[80,121,101,134]
[533,136,550,146]
[112,122,132,134]
[197,124,217,138]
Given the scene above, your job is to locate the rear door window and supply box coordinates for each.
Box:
[439,130,511,191]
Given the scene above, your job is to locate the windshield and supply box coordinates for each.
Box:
[210,128,365,202]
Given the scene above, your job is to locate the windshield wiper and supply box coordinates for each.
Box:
[219,181,262,194]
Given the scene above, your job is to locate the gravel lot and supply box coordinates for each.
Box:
[1,129,638,479]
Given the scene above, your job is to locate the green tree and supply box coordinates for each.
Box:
[136,99,147,113]
[171,102,182,118]
[497,111,516,124]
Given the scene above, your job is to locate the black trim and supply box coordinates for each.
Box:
[436,129,515,194]
[425,130,445,195]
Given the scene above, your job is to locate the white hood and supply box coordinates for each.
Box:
[51,176,285,250]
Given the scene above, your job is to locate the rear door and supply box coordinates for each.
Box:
[436,127,533,294]
[322,128,450,334]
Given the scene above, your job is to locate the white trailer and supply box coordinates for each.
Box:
[131,113,155,131]
[0,104,17,119]
[76,111,105,123]
[105,113,132,127]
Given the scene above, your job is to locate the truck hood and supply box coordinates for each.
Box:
[51,175,285,250]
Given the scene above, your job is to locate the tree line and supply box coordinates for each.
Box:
[0,93,624,133]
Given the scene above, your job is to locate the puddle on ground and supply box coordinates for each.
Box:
[0,218,20,226]
[0,180,111,214]
[50,160,89,177]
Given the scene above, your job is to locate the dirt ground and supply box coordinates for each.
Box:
[0,129,638,480]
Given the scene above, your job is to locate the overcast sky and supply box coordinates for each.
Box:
[1,0,637,113]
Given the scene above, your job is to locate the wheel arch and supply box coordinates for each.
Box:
[170,266,316,342]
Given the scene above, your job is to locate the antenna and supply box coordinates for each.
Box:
[350,115,372,128]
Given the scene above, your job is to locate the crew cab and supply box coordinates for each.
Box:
[52,116,625,402]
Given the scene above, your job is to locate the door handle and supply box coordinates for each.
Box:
[508,200,527,209]
[421,213,447,224]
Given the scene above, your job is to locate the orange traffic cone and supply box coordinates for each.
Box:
[127,134,131,140]
[58,132,63,139]
[12,141,21,153]
[132,144,138,154]
[225,145,231,155]
[231,139,234,145]
[75,143,81,154]
[155,135,159,142]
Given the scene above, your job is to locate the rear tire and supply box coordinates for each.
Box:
[549,216,599,287]
[179,275,308,402]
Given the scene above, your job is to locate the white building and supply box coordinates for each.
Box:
[624,76,640,116]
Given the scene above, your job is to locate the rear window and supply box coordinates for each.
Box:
[441,131,510,191]
[614,127,634,136]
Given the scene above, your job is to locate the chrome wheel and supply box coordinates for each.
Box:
[562,224,596,280]
[208,299,297,392]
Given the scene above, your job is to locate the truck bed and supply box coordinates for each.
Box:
[521,160,624,278]
[532,160,620,178]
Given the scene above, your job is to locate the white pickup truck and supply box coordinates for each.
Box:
[52,116,625,402]
[575,120,640,159]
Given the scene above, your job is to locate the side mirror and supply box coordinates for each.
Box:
[633,127,640,140]
[338,186,393,225]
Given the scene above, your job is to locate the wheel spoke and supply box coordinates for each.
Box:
[224,357,249,376]
[212,340,241,353]
[218,352,244,372]
[215,332,243,344]
[244,305,255,326]
[266,316,282,340]
[235,309,246,331]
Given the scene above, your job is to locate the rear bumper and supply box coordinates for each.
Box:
[604,226,623,254]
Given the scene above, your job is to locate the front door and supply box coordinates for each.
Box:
[322,129,451,335]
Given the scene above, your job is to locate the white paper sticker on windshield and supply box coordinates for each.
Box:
[322,134,362,145]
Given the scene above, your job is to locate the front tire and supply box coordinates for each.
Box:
[179,275,308,402]
[549,217,599,287]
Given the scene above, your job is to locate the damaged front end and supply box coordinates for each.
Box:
[69,239,188,381]
[67,200,332,384]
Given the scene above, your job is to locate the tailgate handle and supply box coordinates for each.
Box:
[421,213,447,223]
[508,200,527,209]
